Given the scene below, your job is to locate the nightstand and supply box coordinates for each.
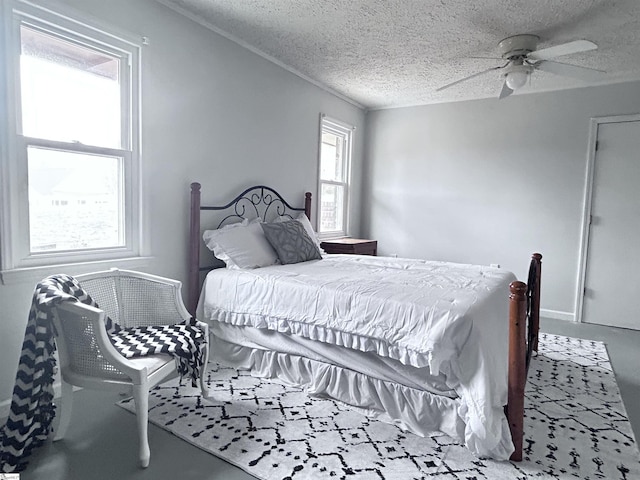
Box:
[320,238,377,256]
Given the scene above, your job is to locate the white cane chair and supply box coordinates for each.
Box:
[50,268,209,468]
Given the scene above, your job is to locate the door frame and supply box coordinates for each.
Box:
[575,113,640,323]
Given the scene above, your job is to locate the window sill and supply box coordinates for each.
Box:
[318,235,350,241]
[1,256,154,285]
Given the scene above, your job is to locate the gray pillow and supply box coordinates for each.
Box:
[261,220,322,265]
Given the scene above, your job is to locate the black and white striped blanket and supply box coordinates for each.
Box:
[0,274,206,472]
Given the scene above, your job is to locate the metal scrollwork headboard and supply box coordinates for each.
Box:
[204,185,309,227]
[188,182,312,314]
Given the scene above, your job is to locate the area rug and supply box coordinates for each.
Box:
[118,333,640,479]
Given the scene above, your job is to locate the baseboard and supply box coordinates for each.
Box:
[541,308,576,322]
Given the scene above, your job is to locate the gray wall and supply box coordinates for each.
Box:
[0,0,365,406]
[364,80,640,318]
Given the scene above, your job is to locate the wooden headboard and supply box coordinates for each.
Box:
[188,182,312,314]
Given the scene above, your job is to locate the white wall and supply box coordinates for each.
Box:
[0,0,365,406]
[364,81,640,318]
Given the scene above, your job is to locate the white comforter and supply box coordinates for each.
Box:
[200,254,517,459]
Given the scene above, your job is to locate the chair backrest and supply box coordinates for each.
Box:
[77,269,188,329]
[78,274,121,324]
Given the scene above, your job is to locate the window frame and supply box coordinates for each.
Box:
[316,114,353,239]
[0,0,145,278]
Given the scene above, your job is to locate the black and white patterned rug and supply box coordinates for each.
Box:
[118,333,640,479]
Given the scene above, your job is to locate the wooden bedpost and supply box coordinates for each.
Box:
[188,182,201,316]
[304,192,312,221]
[507,280,527,462]
[530,253,542,353]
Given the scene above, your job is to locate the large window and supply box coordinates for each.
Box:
[317,115,353,238]
[0,1,142,273]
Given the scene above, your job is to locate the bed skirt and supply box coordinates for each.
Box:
[211,334,467,442]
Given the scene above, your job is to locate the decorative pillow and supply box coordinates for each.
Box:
[202,220,278,269]
[275,214,325,254]
[261,220,323,265]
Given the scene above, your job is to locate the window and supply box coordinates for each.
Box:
[317,115,353,238]
[0,1,142,273]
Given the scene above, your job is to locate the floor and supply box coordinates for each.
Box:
[16,318,640,480]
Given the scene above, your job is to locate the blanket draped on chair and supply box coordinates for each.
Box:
[0,274,206,473]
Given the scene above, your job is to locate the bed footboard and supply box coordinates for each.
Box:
[507,253,542,462]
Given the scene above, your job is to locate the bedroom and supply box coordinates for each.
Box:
[0,0,639,478]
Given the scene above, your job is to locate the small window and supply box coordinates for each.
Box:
[0,1,142,272]
[317,116,353,238]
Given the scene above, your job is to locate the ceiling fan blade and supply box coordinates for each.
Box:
[527,40,597,61]
[499,81,513,99]
[436,64,508,92]
[536,60,606,81]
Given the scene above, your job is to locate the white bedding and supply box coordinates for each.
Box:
[199,254,517,459]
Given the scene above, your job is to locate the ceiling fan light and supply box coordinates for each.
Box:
[505,70,528,90]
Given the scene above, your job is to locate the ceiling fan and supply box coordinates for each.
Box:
[437,34,606,99]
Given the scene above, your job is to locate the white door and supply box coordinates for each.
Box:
[582,118,640,329]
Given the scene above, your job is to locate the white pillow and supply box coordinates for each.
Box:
[276,214,325,253]
[203,219,278,269]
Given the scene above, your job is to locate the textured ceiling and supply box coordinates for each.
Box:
[158,0,640,110]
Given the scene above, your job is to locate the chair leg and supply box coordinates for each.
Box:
[132,382,151,468]
[53,380,73,441]
[199,335,210,398]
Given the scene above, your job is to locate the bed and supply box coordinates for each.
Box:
[188,182,541,462]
